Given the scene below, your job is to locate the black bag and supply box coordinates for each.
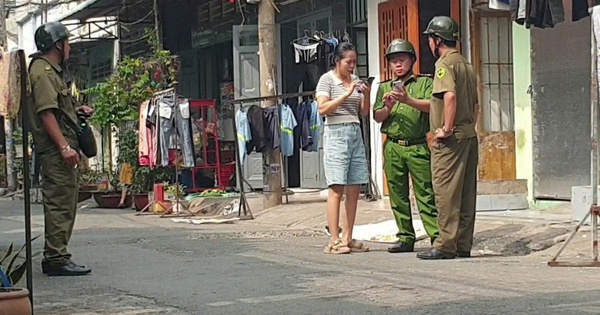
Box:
[72,115,97,158]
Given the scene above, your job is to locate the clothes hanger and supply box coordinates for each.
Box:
[313,31,321,40]
[291,29,319,46]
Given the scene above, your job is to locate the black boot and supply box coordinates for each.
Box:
[416,248,456,260]
[42,260,91,277]
[387,242,415,253]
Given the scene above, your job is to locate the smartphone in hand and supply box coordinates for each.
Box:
[392,80,404,92]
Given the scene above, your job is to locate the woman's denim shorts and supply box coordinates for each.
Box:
[323,123,369,186]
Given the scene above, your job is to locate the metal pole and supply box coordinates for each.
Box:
[20,50,34,309]
[592,7,599,262]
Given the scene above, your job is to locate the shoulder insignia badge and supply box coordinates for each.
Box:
[436,68,447,79]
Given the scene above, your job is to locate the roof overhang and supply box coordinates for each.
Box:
[57,0,122,22]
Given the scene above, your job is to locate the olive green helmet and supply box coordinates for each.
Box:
[423,16,460,41]
[34,21,71,54]
[385,39,416,60]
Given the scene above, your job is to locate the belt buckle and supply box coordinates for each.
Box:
[397,140,408,146]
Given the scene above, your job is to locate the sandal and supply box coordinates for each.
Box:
[346,239,369,252]
[323,240,351,254]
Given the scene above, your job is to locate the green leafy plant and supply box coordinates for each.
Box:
[165,182,186,199]
[85,28,180,129]
[131,166,151,194]
[78,169,103,190]
[0,235,41,288]
[116,128,139,166]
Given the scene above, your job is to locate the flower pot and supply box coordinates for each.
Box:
[133,193,149,212]
[78,191,93,203]
[0,288,32,315]
[93,191,132,209]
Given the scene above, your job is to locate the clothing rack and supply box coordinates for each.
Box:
[137,87,194,217]
[233,91,316,204]
[232,91,315,104]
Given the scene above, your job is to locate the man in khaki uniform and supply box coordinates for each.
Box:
[27,21,92,276]
[417,16,479,260]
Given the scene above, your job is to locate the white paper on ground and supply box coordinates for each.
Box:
[351,219,427,243]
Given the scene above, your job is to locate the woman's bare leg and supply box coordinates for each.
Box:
[342,185,361,244]
[327,185,345,242]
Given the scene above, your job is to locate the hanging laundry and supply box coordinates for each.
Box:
[489,0,510,11]
[572,0,589,22]
[280,104,298,157]
[294,43,320,64]
[308,100,323,152]
[158,94,195,167]
[0,51,25,119]
[246,105,268,153]
[264,107,280,150]
[138,100,152,166]
[294,100,313,151]
[235,109,252,163]
[510,0,566,28]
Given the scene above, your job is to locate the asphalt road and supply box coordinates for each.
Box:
[1,201,599,315]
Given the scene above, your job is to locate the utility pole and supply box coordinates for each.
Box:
[0,0,6,49]
[258,0,282,209]
[0,0,16,193]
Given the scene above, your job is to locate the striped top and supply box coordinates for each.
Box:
[315,70,363,125]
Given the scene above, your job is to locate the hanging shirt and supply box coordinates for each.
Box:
[280,104,298,157]
[236,109,252,163]
[294,100,312,150]
[308,100,323,152]
[294,42,319,64]
[246,105,267,153]
[264,107,281,150]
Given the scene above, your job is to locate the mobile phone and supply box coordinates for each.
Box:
[392,80,404,92]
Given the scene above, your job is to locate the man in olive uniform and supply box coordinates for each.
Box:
[27,21,92,276]
[373,39,439,253]
[417,16,479,260]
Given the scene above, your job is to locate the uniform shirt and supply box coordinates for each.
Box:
[315,70,363,125]
[27,57,79,154]
[235,109,252,164]
[308,100,323,152]
[280,103,297,157]
[373,75,432,140]
[430,49,478,140]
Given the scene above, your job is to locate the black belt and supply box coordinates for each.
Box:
[387,136,427,147]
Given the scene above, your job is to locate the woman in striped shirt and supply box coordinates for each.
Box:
[316,42,372,254]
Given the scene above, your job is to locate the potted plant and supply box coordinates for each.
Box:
[78,168,103,203]
[164,183,186,214]
[131,166,151,211]
[0,236,41,315]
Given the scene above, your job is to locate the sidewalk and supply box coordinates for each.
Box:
[242,191,574,229]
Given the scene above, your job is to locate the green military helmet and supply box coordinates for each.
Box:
[423,16,460,41]
[385,39,416,60]
[34,21,71,54]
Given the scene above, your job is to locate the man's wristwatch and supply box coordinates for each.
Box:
[61,144,71,153]
[442,126,454,134]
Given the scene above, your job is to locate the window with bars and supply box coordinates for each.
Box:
[90,59,112,81]
[477,14,514,132]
